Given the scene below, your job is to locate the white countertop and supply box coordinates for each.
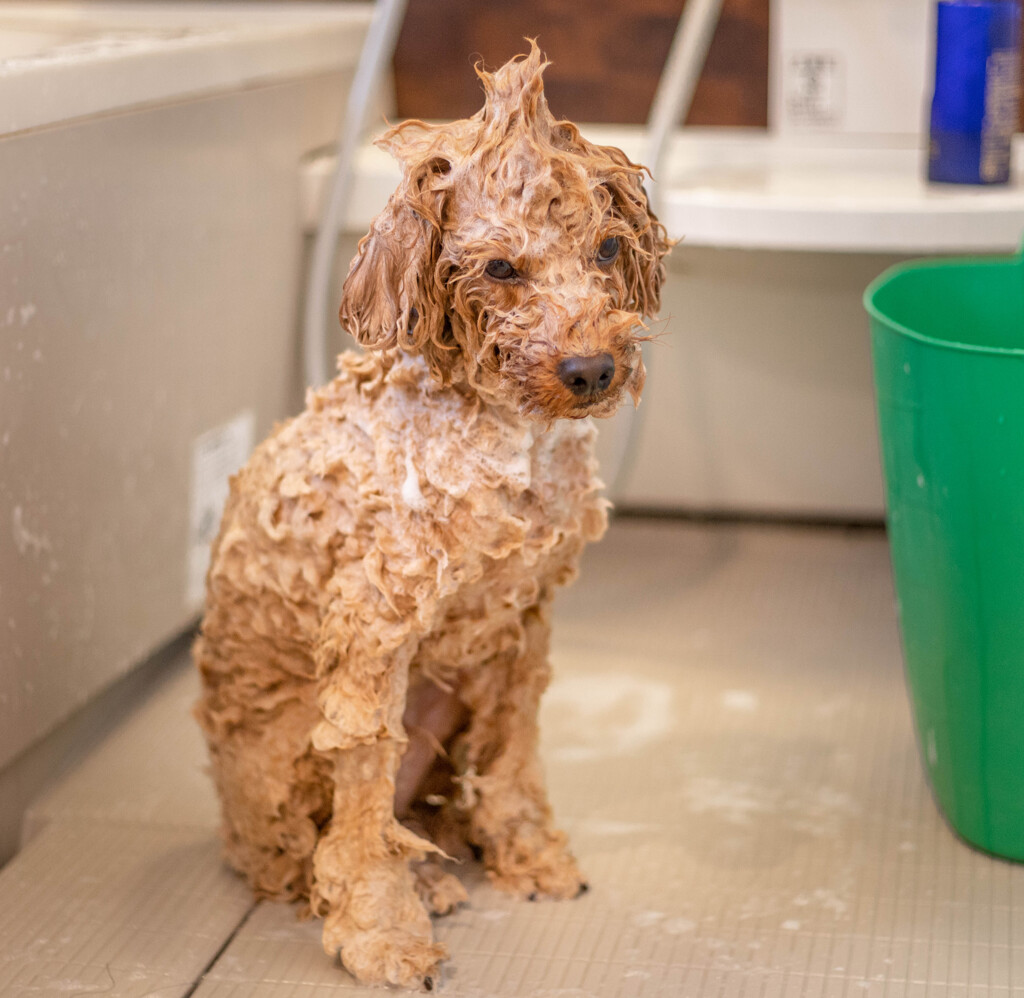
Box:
[306,125,1024,255]
[649,129,1024,254]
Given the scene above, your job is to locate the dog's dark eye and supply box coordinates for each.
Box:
[596,236,620,265]
[485,259,516,280]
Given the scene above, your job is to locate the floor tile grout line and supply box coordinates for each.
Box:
[182,900,259,998]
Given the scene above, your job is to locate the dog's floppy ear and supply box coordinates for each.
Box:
[597,147,672,322]
[339,126,456,381]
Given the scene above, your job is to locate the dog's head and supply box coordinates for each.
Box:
[340,42,671,421]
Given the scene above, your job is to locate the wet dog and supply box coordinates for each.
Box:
[194,42,670,989]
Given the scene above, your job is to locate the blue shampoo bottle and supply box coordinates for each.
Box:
[928,0,1022,185]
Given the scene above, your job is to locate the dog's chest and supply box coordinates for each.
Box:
[251,360,608,661]
[356,367,606,566]
[395,394,605,568]
[406,414,607,674]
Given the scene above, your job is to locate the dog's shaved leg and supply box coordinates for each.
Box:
[396,677,472,918]
[309,635,446,989]
[395,677,469,819]
[457,604,587,900]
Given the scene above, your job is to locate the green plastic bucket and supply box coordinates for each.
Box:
[865,246,1024,860]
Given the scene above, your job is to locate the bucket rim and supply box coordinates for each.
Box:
[864,252,1024,358]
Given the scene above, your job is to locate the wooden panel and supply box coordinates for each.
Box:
[393,0,770,127]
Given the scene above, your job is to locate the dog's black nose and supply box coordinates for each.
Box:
[557,353,615,397]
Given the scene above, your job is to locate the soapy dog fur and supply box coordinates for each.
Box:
[194,43,670,989]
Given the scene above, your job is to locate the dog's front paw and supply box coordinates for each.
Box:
[319,862,447,989]
[483,823,588,901]
[330,925,447,990]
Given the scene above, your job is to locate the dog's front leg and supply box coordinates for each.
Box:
[309,629,446,989]
[457,603,587,900]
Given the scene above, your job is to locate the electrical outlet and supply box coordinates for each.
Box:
[186,411,255,610]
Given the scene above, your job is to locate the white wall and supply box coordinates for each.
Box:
[611,246,916,519]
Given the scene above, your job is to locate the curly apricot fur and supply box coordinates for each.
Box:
[194,43,670,989]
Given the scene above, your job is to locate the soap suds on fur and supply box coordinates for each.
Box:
[401,454,428,511]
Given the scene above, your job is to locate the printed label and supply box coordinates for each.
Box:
[186,411,255,610]
[786,52,844,128]
[981,50,1020,183]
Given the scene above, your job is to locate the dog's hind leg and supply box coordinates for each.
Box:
[201,718,331,903]
[456,603,587,900]
[194,635,331,904]
[309,629,446,989]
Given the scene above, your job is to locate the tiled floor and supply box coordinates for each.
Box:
[4,519,1024,997]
